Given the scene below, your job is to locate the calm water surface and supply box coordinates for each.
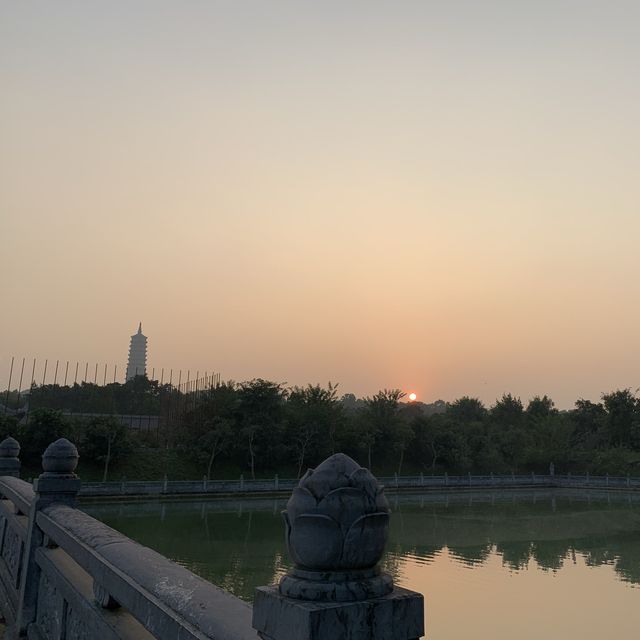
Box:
[84,490,640,639]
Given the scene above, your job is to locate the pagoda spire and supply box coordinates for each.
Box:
[126,323,148,380]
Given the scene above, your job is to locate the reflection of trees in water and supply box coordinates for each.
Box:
[85,490,640,602]
[380,546,404,581]
[609,539,640,585]
[388,491,640,585]
[496,540,533,570]
[447,544,492,567]
[530,539,571,571]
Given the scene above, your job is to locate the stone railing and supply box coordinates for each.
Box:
[0,438,424,640]
[75,472,640,498]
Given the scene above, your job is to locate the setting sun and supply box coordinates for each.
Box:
[409,393,417,402]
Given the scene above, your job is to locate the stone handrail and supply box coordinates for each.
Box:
[0,480,31,626]
[0,476,35,514]
[0,437,259,640]
[35,504,256,640]
[0,438,425,640]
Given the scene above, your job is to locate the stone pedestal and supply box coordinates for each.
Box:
[252,453,425,640]
[0,437,21,477]
[253,585,424,640]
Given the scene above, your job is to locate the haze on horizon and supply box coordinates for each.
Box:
[1,1,639,409]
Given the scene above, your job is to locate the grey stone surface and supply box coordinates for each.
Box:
[254,453,425,639]
[36,504,257,640]
[253,586,424,640]
[285,454,390,570]
[40,439,79,476]
[279,568,393,603]
[0,438,20,479]
[1,438,260,640]
[280,454,393,602]
[14,438,83,638]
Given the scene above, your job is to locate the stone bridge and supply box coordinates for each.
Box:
[0,437,423,640]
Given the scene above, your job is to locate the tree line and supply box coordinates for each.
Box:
[2,378,640,479]
[178,381,640,478]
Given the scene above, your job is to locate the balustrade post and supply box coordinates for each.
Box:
[162,474,168,493]
[0,437,21,478]
[15,439,81,638]
[468,471,472,487]
[253,453,424,640]
[274,474,279,491]
[420,472,424,487]
[444,472,448,486]
[203,475,208,492]
[240,474,244,491]
[395,472,399,489]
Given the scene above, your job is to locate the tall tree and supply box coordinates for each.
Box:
[81,416,131,482]
[286,383,342,477]
[602,389,639,448]
[237,379,287,476]
[360,389,406,470]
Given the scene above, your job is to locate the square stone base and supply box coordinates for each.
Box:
[252,585,424,640]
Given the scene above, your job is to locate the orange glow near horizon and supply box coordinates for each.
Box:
[2,4,640,409]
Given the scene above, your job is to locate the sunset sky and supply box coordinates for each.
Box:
[2,1,639,408]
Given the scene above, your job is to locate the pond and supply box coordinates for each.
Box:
[84,489,640,640]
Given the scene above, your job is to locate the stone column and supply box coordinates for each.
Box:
[0,437,21,477]
[14,438,81,638]
[252,453,424,640]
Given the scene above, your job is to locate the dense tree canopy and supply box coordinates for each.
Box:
[3,380,640,478]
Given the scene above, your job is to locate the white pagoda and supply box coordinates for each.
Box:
[126,323,148,380]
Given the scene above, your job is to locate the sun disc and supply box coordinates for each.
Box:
[409,392,417,402]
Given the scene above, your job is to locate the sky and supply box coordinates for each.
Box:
[1,1,640,408]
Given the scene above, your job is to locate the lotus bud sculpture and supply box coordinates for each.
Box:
[279,453,393,602]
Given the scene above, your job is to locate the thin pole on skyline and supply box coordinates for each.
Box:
[103,363,107,386]
[16,358,25,409]
[30,358,36,387]
[83,363,88,384]
[94,363,98,384]
[114,364,117,384]
[64,361,69,386]
[4,357,13,413]
[42,360,48,386]
[53,360,59,386]
[74,362,79,385]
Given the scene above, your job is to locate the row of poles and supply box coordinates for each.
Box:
[163,372,223,435]
[1,356,222,415]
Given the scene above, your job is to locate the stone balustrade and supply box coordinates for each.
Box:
[75,473,640,499]
[0,439,424,640]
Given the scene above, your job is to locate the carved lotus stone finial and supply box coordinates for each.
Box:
[0,436,20,459]
[280,453,393,602]
[42,438,79,475]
